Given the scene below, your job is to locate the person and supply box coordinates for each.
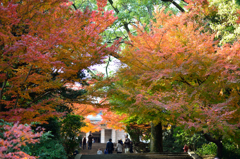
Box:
[88,134,93,150]
[73,149,79,155]
[115,140,123,154]
[183,144,189,152]
[119,139,123,145]
[92,138,95,143]
[78,135,82,149]
[129,141,133,153]
[82,136,86,150]
[124,135,130,153]
[97,148,103,154]
[106,138,114,154]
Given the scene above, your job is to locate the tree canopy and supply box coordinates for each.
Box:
[0,0,120,123]
[1,0,240,158]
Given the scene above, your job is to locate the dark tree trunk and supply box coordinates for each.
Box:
[204,134,223,158]
[150,122,163,152]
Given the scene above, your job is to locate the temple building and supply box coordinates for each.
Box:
[80,113,126,143]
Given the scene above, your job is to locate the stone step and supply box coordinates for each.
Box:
[80,143,110,155]
[81,154,192,159]
[79,143,193,159]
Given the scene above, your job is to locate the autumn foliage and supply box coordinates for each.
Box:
[0,0,119,123]
[0,0,122,157]
[100,109,128,130]
[106,1,240,141]
[0,121,43,159]
[2,0,240,157]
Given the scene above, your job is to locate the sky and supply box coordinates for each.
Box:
[89,56,122,77]
[86,57,121,121]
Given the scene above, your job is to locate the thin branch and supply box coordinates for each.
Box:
[14,93,19,109]
[0,71,8,100]
[15,65,33,108]
[170,0,185,12]
[180,75,193,87]
[22,65,32,84]
[106,56,111,78]
[27,90,53,107]
[108,0,130,33]
[72,3,78,10]
[86,68,98,79]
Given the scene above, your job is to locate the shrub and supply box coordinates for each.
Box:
[31,117,61,140]
[195,142,217,156]
[0,119,42,159]
[222,139,240,159]
[163,128,183,152]
[61,114,85,156]
[22,131,67,159]
[173,127,208,151]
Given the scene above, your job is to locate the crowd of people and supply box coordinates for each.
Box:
[79,134,94,150]
[77,133,134,155]
[102,134,133,154]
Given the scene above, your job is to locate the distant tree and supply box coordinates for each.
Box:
[61,114,85,156]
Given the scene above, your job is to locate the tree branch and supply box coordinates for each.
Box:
[22,65,32,84]
[14,93,19,109]
[27,90,53,107]
[162,0,185,12]
[108,0,130,33]
[180,76,193,87]
[106,56,111,78]
[170,0,185,12]
[72,3,78,10]
[0,71,8,100]
[15,65,33,108]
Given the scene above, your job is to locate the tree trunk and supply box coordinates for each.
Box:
[204,134,223,158]
[150,122,163,152]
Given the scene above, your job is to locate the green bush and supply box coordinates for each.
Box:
[195,142,217,156]
[31,117,61,140]
[222,139,240,159]
[22,131,67,159]
[162,128,183,152]
[195,138,240,159]
[173,127,208,151]
[61,114,85,155]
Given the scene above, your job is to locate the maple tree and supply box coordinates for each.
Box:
[0,0,120,124]
[0,120,43,159]
[69,0,187,75]
[99,108,128,130]
[70,96,127,132]
[89,0,240,157]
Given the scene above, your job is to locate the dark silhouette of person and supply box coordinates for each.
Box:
[124,135,130,153]
[73,149,79,155]
[82,136,86,150]
[129,141,133,153]
[88,134,93,150]
[106,138,114,154]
